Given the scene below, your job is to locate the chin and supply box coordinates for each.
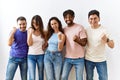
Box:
[20,29,26,32]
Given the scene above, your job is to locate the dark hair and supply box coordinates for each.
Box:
[31,15,45,38]
[17,16,26,22]
[46,17,63,40]
[88,10,100,18]
[63,9,75,18]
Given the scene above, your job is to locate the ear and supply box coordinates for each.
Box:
[98,17,100,22]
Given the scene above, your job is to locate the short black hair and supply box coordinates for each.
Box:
[17,16,26,22]
[63,9,75,17]
[88,10,100,18]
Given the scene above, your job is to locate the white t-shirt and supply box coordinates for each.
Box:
[85,26,111,62]
[28,34,45,55]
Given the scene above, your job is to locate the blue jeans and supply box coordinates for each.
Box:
[85,60,108,80]
[61,57,84,80]
[28,54,44,80]
[6,56,27,80]
[44,50,63,80]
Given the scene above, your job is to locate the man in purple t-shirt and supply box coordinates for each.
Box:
[6,16,28,80]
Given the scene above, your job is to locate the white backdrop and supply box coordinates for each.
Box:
[0,0,120,80]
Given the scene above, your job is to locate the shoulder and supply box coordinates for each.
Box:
[58,32,65,38]
[63,26,68,30]
[85,27,91,31]
[75,23,85,29]
[99,25,107,33]
[61,33,65,40]
[61,33,65,37]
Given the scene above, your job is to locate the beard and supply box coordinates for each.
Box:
[20,27,26,31]
[65,21,74,26]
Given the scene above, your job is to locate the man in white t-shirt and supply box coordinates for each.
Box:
[85,10,114,80]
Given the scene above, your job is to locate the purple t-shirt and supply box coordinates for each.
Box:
[10,29,28,58]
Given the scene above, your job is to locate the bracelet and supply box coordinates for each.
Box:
[107,38,109,42]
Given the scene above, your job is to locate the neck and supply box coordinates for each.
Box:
[91,24,100,29]
[54,30,59,33]
[67,23,74,27]
[54,28,59,33]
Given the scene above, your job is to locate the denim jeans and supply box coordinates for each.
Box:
[44,50,63,80]
[28,54,44,80]
[85,59,108,80]
[61,57,84,80]
[6,56,27,80]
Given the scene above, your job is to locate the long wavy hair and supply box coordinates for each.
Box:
[46,17,64,40]
[31,15,45,38]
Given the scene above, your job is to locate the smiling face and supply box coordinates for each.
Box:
[64,14,74,26]
[32,19,39,30]
[17,20,27,32]
[50,19,59,31]
[88,14,100,28]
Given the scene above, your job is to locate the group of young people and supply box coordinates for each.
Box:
[5,9,114,80]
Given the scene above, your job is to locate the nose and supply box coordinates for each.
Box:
[66,17,70,21]
[21,24,26,28]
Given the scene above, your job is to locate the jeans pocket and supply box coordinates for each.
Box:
[56,52,62,57]
[9,56,15,61]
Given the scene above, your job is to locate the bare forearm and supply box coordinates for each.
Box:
[107,40,114,48]
[74,38,87,46]
[27,33,33,46]
[58,41,65,51]
[8,33,14,46]
[58,34,65,51]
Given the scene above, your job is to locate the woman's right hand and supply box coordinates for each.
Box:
[28,28,34,34]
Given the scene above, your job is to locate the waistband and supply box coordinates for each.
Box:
[46,50,61,54]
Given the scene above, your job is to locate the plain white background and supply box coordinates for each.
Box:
[0,0,120,80]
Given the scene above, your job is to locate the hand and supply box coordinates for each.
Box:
[42,42,48,51]
[73,35,77,41]
[101,34,108,43]
[58,32,62,42]
[11,27,17,34]
[28,28,34,34]
[73,35,79,42]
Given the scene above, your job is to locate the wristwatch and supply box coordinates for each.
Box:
[107,38,110,42]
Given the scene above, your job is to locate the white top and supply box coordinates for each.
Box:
[28,34,45,55]
[85,26,110,62]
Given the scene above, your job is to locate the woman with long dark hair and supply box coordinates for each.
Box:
[44,17,65,80]
[27,15,46,80]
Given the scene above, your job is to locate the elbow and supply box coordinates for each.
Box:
[58,45,64,51]
[109,43,114,48]
[27,40,33,46]
[8,43,12,46]
[108,40,114,48]
[110,46,114,48]
[80,38,87,46]
[81,41,87,46]
[58,47,63,51]
[27,42,33,46]
[8,42,12,46]
[81,43,86,46]
[28,43,33,46]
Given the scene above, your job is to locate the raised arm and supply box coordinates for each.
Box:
[27,28,34,46]
[73,35,87,46]
[58,32,66,51]
[8,27,17,46]
[102,35,114,48]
